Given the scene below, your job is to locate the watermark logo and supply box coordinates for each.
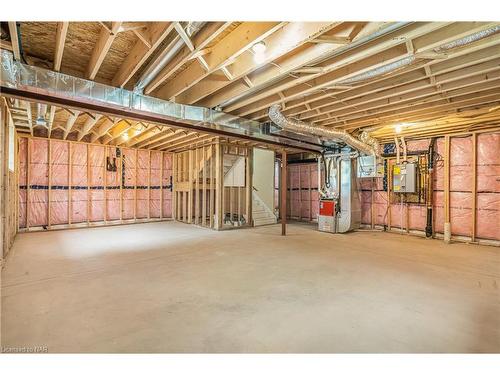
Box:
[2,346,48,353]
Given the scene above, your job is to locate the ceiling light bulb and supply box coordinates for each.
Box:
[395,124,403,133]
[122,133,129,140]
[253,52,266,64]
[252,41,266,54]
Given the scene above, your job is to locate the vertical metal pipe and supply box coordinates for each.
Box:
[425,138,436,238]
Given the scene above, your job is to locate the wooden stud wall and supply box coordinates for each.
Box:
[17,135,174,232]
[0,101,18,260]
[172,141,253,230]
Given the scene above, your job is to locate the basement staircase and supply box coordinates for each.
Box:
[252,189,277,226]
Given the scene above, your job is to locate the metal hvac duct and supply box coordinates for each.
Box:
[36,103,47,126]
[0,50,324,152]
[134,22,206,94]
[268,104,380,155]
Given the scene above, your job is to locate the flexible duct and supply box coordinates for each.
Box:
[134,22,205,94]
[338,56,415,85]
[269,104,380,155]
[434,25,500,53]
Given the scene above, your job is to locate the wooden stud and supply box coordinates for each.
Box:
[387,160,392,231]
[134,148,138,221]
[471,133,477,242]
[229,184,233,226]
[148,150,151,220]
[103,146,107,224]
[195,148,200,225]
[298,164,302,221]
[26,138,30,230]
[202,146,207,227]
[87,143,90,225]
[183,187,187,223]
[306,164,310,222]
[160,151,164,220]
[172,151,177,220]
[215,142,223,230]
[188,149,194,224]
[48,139,52,229]
[371,177,374,229]
[68,142,72,225]
[444,136,451,226]
[119,146,123,222]
[209,144,215,228]
[287,158,292,220]
[245,147,253,226]
[405,202,409,234]
[281,150,287,236]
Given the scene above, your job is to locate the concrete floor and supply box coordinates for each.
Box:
[1,221,499,353]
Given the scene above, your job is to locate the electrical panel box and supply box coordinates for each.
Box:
[357,155,384,178]
[393,163,417,193]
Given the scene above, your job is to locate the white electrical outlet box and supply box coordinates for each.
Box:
[393,163,417,193]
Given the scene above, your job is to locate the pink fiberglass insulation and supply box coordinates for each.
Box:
[122,148,136,219]
[476,193,500,240]
[360,190,371,224]
[448,137,473,236]
[434,138,445,191]
[71,143,88,223]
[406,139,430,152]
[450,191,473,237]
[18,137,27,228]
[434,191,444,234]
[162,152,173,218]
[477,133,500,192]
[359,175,388,226]
[450,137,472,192]
[105,147,120,221]
[408,205,427,231]
[49,140,69,225]
[89,145,105,222]
[29,138,49,227]
[476,133,500,240]
[136,149,149,219]
[373,191,389,226]
[287,163,319,220]
[17,137,173,229]
[150,151,162,218]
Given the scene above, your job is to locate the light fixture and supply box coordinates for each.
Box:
[122,133,129,140]
[134,128,141,136]
[253,52,266,64]
[252,41,267,64]
[394,124,403,133]
[252,41,266,54]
